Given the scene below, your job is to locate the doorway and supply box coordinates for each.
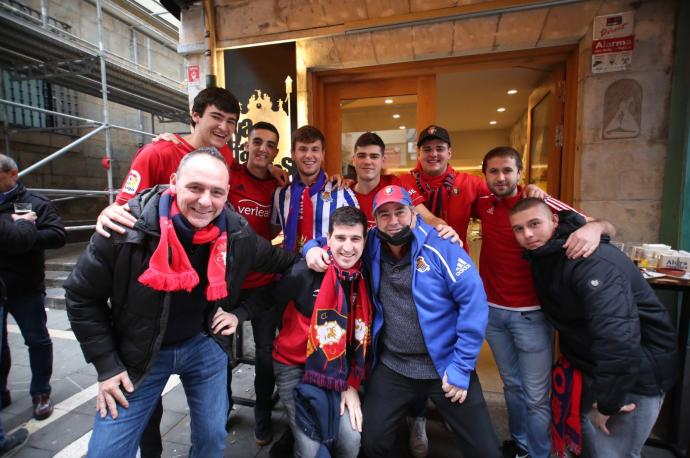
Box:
[310,46,578,394]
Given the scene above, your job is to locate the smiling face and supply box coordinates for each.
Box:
[170,153,229,229]
[374,202,416,237]
[509,205,558,250]
[353,144,384,183]
[327,223,365,269]
[190,104,238,150]
[292,140,324,182]
[246,128,279,172]
[418,139,451,176]
[485,155,521,198]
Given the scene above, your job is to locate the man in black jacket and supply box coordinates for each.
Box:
[509,198,678,458]
[0,154,65,420]
[64,149,299,457]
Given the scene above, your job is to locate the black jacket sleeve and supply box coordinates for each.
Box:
[250,235,300,274]
[64,233,126,381]
[0,215,37,253]
[571,258,641,415]
[33,195,66,250]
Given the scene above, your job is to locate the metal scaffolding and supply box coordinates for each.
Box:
[0,0,188,207]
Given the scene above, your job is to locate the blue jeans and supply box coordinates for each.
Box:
[1,291,52,396]
[273,361,360,458]
[581,381,664,458]
[88,333,228,458]
[485,307,553,458]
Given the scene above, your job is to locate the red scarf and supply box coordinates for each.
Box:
[303,253,372,392]
[551,355,583,457]
[138,189,229,301]
[411,164,456,220]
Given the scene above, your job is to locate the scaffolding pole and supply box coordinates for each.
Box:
[96,0,114,204]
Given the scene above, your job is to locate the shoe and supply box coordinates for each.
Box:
[254,409,273,446]
[32,394,53,420]
[268,429,294,458]
[0,427,29,457]
[0,391,10,409]
[408,416,429,458]
[501,439,529,458]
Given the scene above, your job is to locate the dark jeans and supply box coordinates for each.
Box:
[362,363,501,458]
[139,286,279,456]
[1,292,52,397]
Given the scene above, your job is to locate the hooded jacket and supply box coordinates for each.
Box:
[367,216,488,390]
[525,211,678,415]
[0,181,66,294]
[64,186,299,387]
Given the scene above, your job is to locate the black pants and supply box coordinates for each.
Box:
[362,363,501,458]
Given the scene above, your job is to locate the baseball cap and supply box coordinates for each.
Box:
[417,125,451,147]
[373,185,413,214]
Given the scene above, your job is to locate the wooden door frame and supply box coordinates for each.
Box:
[309,44,579,204]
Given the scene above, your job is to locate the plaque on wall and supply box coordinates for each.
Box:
[603,78,642,139]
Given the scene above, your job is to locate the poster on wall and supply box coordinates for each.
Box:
[591,11,635,74]
[224,43,297,174]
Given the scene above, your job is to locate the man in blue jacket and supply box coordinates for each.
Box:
[314,185,500,457]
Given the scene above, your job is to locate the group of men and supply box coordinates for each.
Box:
[57,86,678,458]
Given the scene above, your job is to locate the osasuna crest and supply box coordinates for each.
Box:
[455,257,470,277]
[384,186,395,195]
[427,126,437,135]
[214,241,227,267]
[416,256,430,272]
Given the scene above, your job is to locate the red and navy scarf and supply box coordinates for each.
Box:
[303,253,372,392]
[551,355,583,457]
[411,164,456,220]
[138,189,229,301]
[284,171,327,252]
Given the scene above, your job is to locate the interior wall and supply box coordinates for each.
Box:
[448,128,511,172]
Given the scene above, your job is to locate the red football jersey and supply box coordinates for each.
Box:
[116,135,234,205]
[229,162,279,288]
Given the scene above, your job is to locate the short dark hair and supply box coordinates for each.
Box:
[329,206,367,238]
[190,88,240,127]
[509,197,550,216]
[292,125,325,151]
[482,146,523,173]
[249,121,280,142]
[177,147,228,175]
[354,132,385,154]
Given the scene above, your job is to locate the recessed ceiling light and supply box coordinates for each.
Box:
[497,107,506,112]
[393,114,400,119]
[507,89,518,95]
[399,125,406,129]
[385,99,394,104]
[489,121,497,125]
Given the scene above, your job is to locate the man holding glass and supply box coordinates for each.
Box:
[0,154,66,420]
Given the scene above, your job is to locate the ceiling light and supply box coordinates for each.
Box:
[489,121,497,125]
[385,99,394,104]
[393,114,400,119]
[399,126,406,129]
[497,107,506,112]
[507,89,518,95]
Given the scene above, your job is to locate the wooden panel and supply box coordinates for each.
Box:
[416,75,436,132]
[560,49,579,205]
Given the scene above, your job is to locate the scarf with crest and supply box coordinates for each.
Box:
[411,164,456,220]
[138,189,229,301]
[283,171,327,252]
[551,355,583,457]
[303,252,372,392]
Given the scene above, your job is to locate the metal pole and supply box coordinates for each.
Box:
[18,124,107,177]
[96,0,114,204]
[29,188,110,195]
[0,98,100,124]
[109,124,156,137]
[131,28,144,146]
[40,0,48,27]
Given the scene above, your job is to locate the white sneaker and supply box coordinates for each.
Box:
[408,416,429,458]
